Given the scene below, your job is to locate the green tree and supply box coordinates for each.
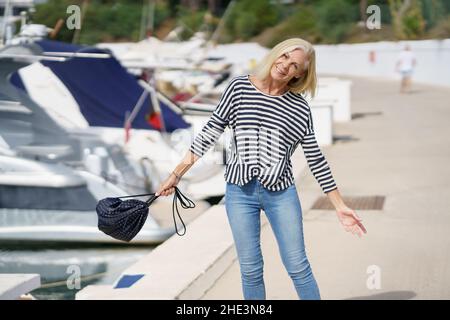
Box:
[32,0,78,43]
[389,0,425,39]
[316,0,359,43]
[224,0,281,41]
[421,0,445,30]
[33,0,169,44]
[265,5,319,47]
[175,6,211,40]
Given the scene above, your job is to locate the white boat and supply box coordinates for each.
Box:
[0,155,173,244]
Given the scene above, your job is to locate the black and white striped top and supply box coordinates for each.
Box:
[189,75,337,193]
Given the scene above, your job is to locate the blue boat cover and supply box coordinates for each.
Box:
[9,70,25,91]
[14,39,190,132]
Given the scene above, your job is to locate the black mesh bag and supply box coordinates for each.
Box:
[96,186,195,242]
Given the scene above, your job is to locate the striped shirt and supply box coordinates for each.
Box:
[189,75,337,193]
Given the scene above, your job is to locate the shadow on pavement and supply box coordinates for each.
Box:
[344,290,417,300]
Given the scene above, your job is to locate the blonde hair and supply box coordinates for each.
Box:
[251,38,317,98]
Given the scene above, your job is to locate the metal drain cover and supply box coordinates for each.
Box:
[311,195,385,210]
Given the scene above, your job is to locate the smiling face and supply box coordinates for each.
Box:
[270,48,307,82]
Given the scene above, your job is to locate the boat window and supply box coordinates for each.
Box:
[0,185,97,211]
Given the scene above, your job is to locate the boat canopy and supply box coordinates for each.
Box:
[10,39,190,132]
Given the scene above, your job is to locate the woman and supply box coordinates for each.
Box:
[155,38,367,300]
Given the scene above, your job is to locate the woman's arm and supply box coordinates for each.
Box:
[173,149,200,178]
[155,150,199,197]
[300,107,366,237]
[326,188,346,211]
[156,78,237,196]
[156,108,229,197]
[300,131,337,193]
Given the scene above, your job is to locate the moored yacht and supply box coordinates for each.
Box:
[0,154,173,245]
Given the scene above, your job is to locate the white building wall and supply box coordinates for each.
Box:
[315,39,450,87]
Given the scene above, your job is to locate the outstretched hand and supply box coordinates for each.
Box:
[336,207,367,238]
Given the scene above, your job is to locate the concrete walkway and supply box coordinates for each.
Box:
[202,77,450,300]
[0,274,40,300]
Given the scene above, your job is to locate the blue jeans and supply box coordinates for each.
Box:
[225,177,321,300]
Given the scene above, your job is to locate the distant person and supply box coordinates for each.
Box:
[155,38,367,300]
[396,45,417,94]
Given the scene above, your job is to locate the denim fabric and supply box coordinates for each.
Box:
[225,177,321,300]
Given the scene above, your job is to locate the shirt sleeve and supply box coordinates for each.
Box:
[300,108,338,194]
[189,78,236,158]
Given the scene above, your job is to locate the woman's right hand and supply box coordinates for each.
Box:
[155,172,180,197]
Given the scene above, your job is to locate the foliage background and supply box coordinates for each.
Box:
[30,0,450,45]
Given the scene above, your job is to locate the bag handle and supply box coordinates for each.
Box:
[118,193,155,199]
[117,187,195,236]
[172,186,195,236]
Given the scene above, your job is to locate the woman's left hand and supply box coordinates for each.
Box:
[336,206,367,238]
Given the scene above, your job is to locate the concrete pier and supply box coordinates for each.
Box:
[0,274,40,300]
